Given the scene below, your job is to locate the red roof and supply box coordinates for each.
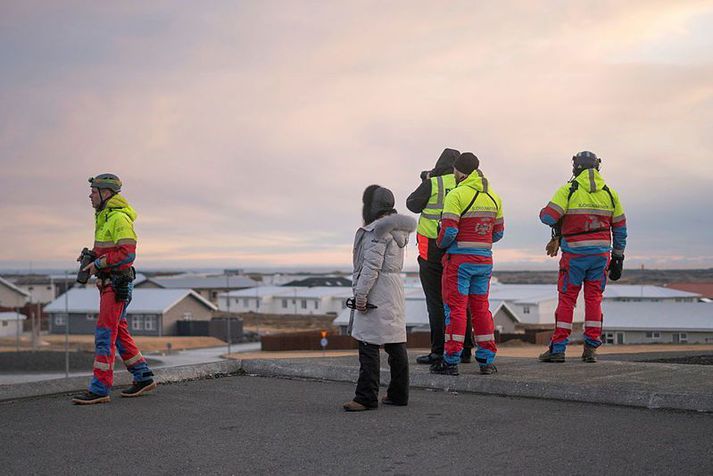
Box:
[666,283,713,299]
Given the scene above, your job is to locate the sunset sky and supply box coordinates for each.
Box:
[1,1,712,271]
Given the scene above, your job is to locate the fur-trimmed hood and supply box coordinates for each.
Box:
[363,213,417,248]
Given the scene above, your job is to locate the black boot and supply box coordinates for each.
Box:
[121,379,157,398]
[479,364,498,375]
[416,353,442,365]
[72,391,110,405]
[430,361,459,376]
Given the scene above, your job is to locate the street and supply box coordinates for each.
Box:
[1,375,712,475]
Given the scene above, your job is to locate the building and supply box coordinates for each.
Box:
[9,275,57,304]
[136,273,257,305]
[45,288,217,336]
[604,285,700,303]
[218,286,353,315]
[601,302,713,345]
[282,277,352,287]
[0,312,27,338]
[0,276,30,309]
[665,283,713,300]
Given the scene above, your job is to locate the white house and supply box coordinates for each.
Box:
[0,276,30,308]
[0,312,27,338]
[218,286,353,315]
[601,302,713,345]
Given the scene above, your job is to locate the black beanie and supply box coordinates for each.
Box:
[362,184,396,225]
[454,152,479,175]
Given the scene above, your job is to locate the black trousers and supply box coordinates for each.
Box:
[418,256,473,355]
[354,341,409,407]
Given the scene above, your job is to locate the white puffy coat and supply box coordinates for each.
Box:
[349,213,417,345]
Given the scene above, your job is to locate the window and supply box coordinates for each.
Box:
[132,318,143,331]
[645,332,660,339]
[144,316,156,331]
[680,333,688,343]
[314,301,319,310]
[2,321,7,327]
[256,299,260,309]
[86,314,96,321]
[282,299,288,309]
[54,314,66,326]
[182,312,193,321]
[301,300,307,309]
[603,333,614,345]
[523,306,530,314]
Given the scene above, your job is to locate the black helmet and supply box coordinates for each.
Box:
[572,151,600,176]
[89,173,122,192]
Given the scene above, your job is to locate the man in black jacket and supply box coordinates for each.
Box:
[407,148,474,365]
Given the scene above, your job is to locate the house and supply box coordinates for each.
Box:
[332,290,520,335]
[9,275,57,304]
[604,285,700,303]
[135,273,257,305]
[282,277,352,287]
[0,276,30,309]
[601,302,713,345]
[218,286,353,315]
[44,288,217,336]
[0,312,27,338]
[665,283,713,300]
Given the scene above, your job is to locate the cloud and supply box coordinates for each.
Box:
[1,0,712,270]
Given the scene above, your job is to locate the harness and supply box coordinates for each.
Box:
[554,181,616,239]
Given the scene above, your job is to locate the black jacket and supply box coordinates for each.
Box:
[406,148,459,213]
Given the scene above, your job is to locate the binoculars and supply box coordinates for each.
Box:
[76,247,97,284]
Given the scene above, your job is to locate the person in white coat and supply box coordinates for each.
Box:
[343,185,417,412]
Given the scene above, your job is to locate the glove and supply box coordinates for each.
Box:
[608,254,624,281]
[355,295,368,312]
[545,237,560,257]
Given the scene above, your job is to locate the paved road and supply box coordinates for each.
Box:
[1,376,712,475]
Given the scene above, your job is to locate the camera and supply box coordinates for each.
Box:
[76,247,97,284]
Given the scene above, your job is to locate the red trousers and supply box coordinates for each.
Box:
[550,252,609,353]
[89,285,152,395]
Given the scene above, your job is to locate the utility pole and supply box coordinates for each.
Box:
[225,273,232,355]
[64,270,70,378]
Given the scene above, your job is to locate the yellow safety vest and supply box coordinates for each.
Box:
[416,174,456,239]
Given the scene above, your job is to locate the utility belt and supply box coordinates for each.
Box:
[97,267,136,302]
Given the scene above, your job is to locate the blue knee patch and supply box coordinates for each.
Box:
[443,304,451,326]
[116,338,126,356]
[95,327,112,356]
[128,361,153,381]
[584,337,602,348]
[550,339,569,354]
[444,351,462,365]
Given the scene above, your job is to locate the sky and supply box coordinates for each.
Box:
[1,0,712,272]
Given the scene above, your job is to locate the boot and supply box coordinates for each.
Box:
[581,345,598,363]
[538,349,565,363]
[479,364,498,375]
[120,379,157,398]
[416,353,442,365]
[72,391,110,405]
[430,361,459,376]
[343,400,374,412]
[460,349,473,364]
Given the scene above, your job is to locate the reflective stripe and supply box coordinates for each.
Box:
[116,238,137,246]
[93,360,111,371]
[588,169,596,192]
[475,334,494,342]
[565,209,613,216]
[585,320,602,328]
[547,201,565,215]
[476,170,489,193]
[445,333,465,343]
[612,214,626,224]
[124,353,144,366]
[441,212,460,221]
[94,241,114,248]
[462,211,497,218]
[494,217,504,225]
[435,175,444,208]
[456,241,492,249]
[556,321,573,330]
[421,212,441,220]
[567,239,611,248]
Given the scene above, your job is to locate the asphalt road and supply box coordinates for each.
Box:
[1,376,712,475]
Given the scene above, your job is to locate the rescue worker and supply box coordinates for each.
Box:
[431,153,504,376]
[407,148,474,366]
[538,151,627,363]
[72,174,156,404]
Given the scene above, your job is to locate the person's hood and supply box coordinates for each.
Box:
[431,148,460,177]
[364,213,416,248]
[574,168,606,193]
[458,169,490,192]
[102,194,138,222]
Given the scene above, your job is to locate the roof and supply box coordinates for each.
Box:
[665,283,713,299]
[221,286,353,299]
[333,298,517,327]
[0,276,30,298]
[44,288,217,314]
[604,285,700,299]
[0,312,27,321]
[602,302,713,331]
[147,274,257,290]
[282,277,352,287]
